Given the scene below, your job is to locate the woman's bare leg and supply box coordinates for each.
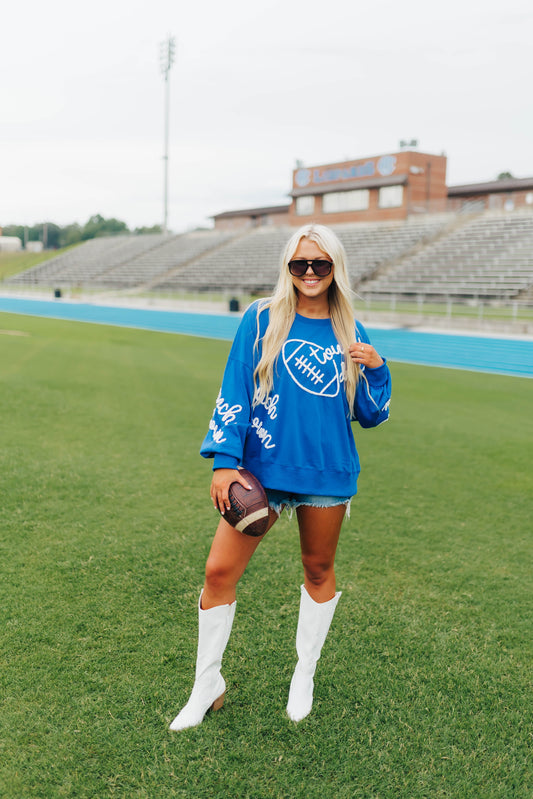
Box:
[202,508,279,608]
[296,504,346,602]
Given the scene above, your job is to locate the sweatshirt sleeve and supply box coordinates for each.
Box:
[351,322,392,428]
[200,304,259,469]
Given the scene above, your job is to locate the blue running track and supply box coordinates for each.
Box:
[1,296,532,378]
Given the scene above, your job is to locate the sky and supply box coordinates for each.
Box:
[1,0,532,233]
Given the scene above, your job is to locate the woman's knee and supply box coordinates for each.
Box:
[301,554,334,587]
[204,556,238,593]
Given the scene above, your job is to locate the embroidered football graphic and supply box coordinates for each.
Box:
[282,339,341,397]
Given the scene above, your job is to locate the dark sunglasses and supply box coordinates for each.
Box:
[288,259,333,277]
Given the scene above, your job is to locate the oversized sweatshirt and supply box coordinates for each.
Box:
[200,301,391,497]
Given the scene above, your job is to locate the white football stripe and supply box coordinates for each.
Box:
[282,339,340,398]
[320,372,340,395]
[283,340,306,363]
[235,507,269,532]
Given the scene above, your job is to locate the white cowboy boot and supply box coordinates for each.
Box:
[286,584,341,722]
[169,592,236,731]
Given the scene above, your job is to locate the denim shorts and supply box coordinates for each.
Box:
[265,488,352,518]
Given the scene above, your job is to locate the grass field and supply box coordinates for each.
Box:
[0,312,531,798]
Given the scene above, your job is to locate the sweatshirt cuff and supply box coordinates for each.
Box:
[213,454,241,470]
[364,358,389,383]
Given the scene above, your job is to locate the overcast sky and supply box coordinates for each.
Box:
[1,0,532,233]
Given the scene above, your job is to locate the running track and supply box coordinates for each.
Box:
[1,296,532,379]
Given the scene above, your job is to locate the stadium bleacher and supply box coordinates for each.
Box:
[152,227,294,293]
[12,234,169,285]
[360,211,533,300]
[5,210,533,302]
[333,215,454,283]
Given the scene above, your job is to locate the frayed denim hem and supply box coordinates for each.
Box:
[265,491,352,520]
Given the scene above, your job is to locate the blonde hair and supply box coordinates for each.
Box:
[253,224,360,412]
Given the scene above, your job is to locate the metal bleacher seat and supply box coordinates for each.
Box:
[6,210,533,303]
[361,211,533,300]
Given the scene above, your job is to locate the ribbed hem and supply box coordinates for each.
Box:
[257,465,358,498]
[213,454,241,470]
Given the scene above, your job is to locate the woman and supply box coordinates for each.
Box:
[170,224,391,731]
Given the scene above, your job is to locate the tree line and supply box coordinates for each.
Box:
[2,215,163,250]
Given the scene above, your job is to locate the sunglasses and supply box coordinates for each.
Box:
[288,259,333,277]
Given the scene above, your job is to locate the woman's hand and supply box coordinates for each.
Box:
[211,468,252,515]
[348,342,383,370]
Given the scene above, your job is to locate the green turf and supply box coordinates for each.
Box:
[0,313,531,798]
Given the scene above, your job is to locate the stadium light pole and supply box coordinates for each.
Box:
[160,35,176,234]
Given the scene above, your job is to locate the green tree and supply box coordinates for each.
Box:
[59,223,83,248]
[3,215,135,249]
[81,214,129,240]
[497,171,514,180]
[1,225,24,241]
[134,224,163,235]
[42,223,61,249]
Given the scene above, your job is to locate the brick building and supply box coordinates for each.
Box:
[211,149,533,230]
[447,176,533,213]
[211,204,290,232]
[289,150,447,224]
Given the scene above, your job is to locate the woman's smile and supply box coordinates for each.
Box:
[290,238,334,310]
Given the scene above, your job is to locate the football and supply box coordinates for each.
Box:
[223,469,270,537]
[282,338,342,397]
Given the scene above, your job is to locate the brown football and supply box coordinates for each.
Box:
[223,469,269,537]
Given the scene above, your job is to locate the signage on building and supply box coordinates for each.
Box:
[294,155,398,189]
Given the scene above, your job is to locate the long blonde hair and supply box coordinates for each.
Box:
[253,224,360,412]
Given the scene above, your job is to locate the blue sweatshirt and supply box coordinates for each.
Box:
[200,301,391,497]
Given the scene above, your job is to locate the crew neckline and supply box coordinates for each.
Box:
[295,312,331,322]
